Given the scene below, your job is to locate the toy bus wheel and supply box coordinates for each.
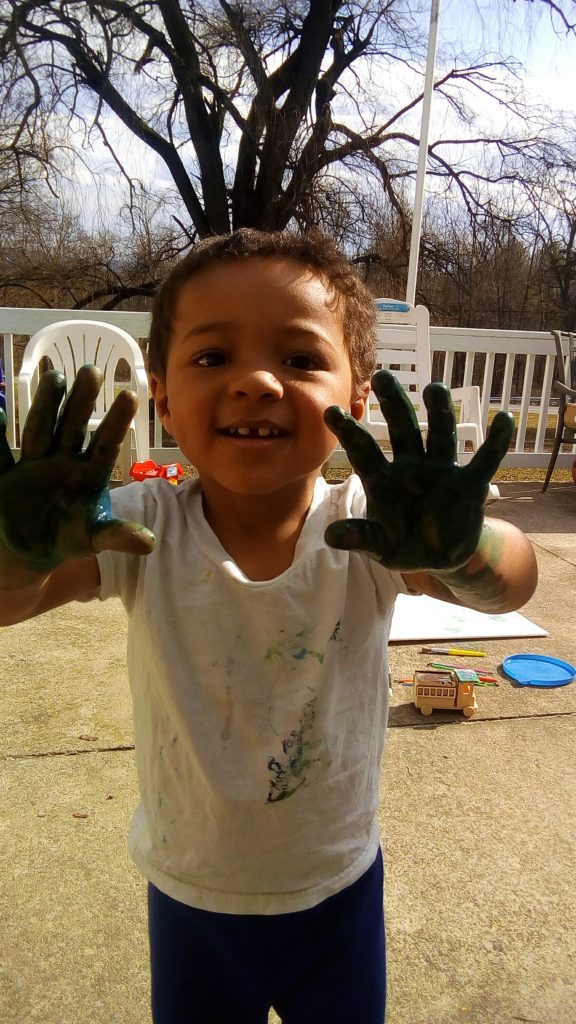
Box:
[420,705,433,716]
[463,706,475,718]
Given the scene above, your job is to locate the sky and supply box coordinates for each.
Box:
[438,0,576,113]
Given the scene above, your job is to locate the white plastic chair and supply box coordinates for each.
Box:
[18,319,150,483]
[366,299,483,448]
[542,330,576,492]
[328,299,499,500]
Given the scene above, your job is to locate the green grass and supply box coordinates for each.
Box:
[323,466,572,483]
[173,465,571,483]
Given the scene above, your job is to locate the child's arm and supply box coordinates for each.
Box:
[402,516,537,613]
[0,365,155,625]
[324,370,537,613]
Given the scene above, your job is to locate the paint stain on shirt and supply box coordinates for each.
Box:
[264,629,324,666]
[220,685,234,741]
[330,620,342,642]
[266,698,321,803]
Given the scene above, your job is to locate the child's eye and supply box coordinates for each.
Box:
[285,354,319,371]
[192,351,227,367]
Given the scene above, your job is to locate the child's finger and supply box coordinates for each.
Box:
[83,389,138,476]
[324,406,388,478]
[423,383,457,464]
[371,370,425,459]
[325,518,389,559]
[0,410,15,473]
[463,412,514,486]
[20,371,67,459]
[54,365,103,455]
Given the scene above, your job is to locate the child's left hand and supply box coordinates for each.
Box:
[324,370,514,573]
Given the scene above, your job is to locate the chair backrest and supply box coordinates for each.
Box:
[18,319,148,426]
[364,300,431,433]
[552,331,576,437]
[561,333,569,389]
[553,331,567,389]
[553,330,576,385]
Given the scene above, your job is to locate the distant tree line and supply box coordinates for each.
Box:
[1,186,573,336]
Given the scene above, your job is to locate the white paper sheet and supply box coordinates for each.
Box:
[390,593,547,643]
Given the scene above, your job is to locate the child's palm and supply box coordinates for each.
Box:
[324,370,513,572]
[0,366,154,576]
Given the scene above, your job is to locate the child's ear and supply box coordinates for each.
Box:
[349,381,370,422]
[149,374,171,431]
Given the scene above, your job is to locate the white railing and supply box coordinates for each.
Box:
[431,324,574,468]
[1,307,574,469]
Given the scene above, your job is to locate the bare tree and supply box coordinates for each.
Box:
[0,192,186,309]
[1,1,575,309]
[2,2,574,232]
[530,194,576,331]
[0,96,60,215]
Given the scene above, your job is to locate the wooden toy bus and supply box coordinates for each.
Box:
[413,668,478,717]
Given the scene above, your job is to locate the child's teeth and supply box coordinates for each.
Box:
[229,426,280,437]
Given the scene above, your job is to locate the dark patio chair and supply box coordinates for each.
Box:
[542,330,576,491]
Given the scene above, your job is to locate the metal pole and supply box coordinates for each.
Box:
[406,0,441,306]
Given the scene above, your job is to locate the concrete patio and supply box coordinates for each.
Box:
[0,479,574,1024]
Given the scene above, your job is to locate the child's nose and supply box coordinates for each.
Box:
[230,368,284,400]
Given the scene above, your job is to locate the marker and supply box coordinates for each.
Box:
[428,661,473,671]
[420,646,486,657]
[427,662,499,683]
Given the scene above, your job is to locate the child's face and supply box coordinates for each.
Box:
[150,257,368,500]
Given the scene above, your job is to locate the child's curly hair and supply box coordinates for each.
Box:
[147,228,376,391]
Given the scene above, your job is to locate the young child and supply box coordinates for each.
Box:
[0,229,537,1024]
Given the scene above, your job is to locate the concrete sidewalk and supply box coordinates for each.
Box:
[1,481,574,1023]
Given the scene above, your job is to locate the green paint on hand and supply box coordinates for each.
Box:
[0,366,154,580]
[324,370,513,573]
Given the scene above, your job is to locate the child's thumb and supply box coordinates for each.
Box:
[91,518,156,556]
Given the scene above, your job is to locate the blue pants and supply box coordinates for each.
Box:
[148,849,386,1023]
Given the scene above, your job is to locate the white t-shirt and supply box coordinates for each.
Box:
[97,474,407,914]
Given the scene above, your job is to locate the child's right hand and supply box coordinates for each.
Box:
[0,365,155,584]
